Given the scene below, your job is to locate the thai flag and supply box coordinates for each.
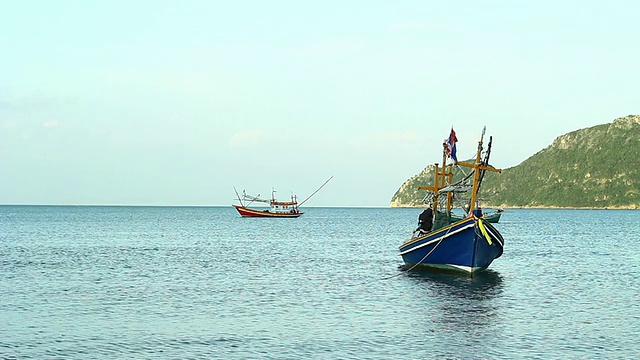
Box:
[447,128,458,161]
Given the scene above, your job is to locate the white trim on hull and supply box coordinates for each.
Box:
[408,262,485,275]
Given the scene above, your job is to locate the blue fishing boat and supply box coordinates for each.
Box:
[399,127,504,276]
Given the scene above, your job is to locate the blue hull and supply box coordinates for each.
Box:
[399,217,504,276]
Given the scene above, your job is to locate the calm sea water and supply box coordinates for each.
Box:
[1,206,639,359]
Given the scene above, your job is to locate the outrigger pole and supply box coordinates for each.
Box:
[233,186,244,207]
[455,126,501,215]
[234,186,267,207]
[417,142,453,213]
[298,175,335,207]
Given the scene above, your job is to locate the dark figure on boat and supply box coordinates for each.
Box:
[417,207,433,233]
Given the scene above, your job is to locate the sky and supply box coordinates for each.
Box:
[1,0,638,207]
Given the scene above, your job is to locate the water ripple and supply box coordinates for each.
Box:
[1,206,639,359]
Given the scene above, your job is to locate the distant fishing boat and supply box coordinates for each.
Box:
[232,188,303,218]
[399,127,505,276]
[232,176,333,218]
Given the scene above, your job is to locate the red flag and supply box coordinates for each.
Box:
[447,128,458,161]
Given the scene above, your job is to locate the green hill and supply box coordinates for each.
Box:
[390,115,640,209]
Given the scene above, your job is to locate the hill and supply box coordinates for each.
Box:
[390,115,640,209]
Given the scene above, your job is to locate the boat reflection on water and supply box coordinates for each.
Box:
[402,267,505,334]
[402,266,504,301]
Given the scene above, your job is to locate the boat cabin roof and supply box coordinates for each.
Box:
[271,201,297,206]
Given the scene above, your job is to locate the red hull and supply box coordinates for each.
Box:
[232,205,303,218]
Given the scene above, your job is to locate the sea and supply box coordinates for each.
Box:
[1,205,639,359]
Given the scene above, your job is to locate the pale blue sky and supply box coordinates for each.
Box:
[1,0,638,206]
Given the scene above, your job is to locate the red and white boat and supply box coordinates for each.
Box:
[232,176,333,218]
[232,189,303,218]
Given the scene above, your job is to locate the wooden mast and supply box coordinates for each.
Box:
[456,127,501,215]
[446,158,454,215]
[417,127,500,220]
[417,142,449,210]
